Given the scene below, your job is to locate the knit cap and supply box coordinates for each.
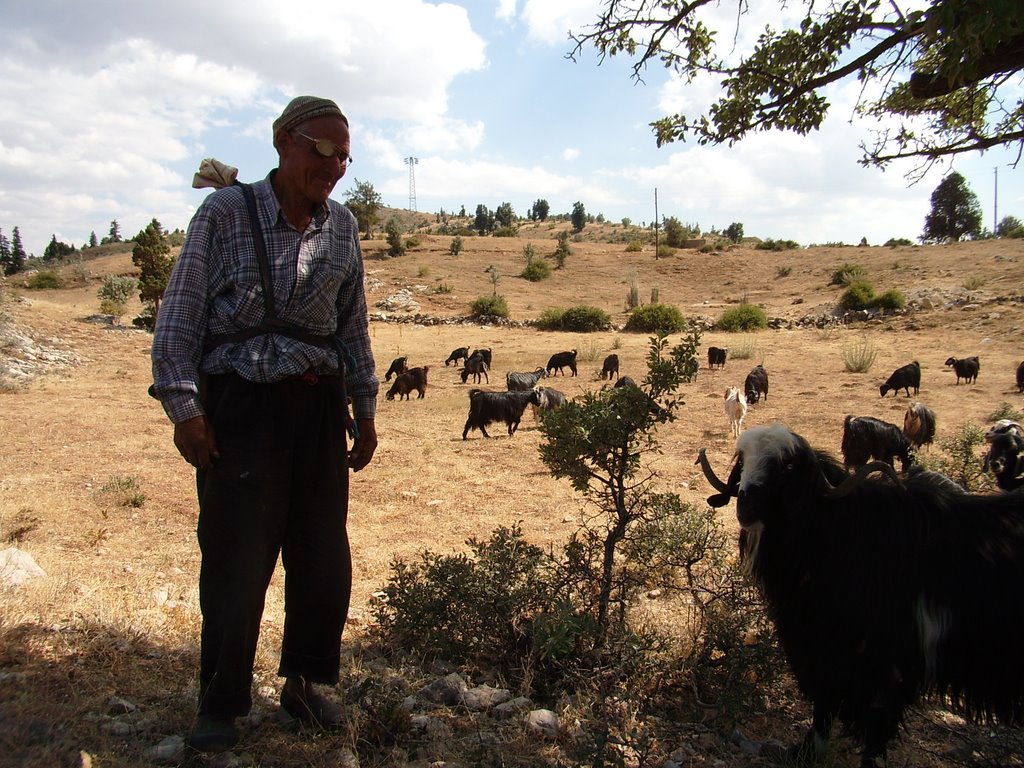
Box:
[272,96,348,138]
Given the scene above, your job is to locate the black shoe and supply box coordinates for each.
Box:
[186,714,239,753]
[280,685,342,729]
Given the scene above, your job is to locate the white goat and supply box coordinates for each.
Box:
[724,386,747,437]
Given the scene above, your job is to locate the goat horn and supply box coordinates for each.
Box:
[695,447,730,493]
[823,460,904,498]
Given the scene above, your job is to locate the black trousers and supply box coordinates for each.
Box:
[194,373,350,719]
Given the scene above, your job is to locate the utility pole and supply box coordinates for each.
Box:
[404,156,419,211]
[994,166,998,235]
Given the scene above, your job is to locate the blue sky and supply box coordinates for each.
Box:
[1,0,1021,257]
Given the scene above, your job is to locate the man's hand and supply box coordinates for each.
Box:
[349,418,377,471]
[173,415,220,470]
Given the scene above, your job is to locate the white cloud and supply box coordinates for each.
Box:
[562,148,580,161]
[520,0,600,45]
[496,0,518,22]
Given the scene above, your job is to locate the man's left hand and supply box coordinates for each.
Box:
[349,418,377,471]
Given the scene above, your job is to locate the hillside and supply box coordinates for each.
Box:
[1,232,1023,767]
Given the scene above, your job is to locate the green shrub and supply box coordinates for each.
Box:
[492,226,518,238]
[841,335,878,373]
[755,238,800,251]
[560,305,611,332]
[716,303,768,332]
[829,263,866,286]
[97,274,138,319]
[535,308,565,330]
[520,258,552,282]
[656,244,675,259]
[873,289,906,312]
[921,424,992,493]
[840,280,875,310]
[624,303,686,333]
[775,265,792,278]
[433,282,453,294]
[26,271,61,289]
[883,237,913,247]
[962,275,986,290]
[404,236,421,249]
[449,235,464,255]
[624,240,644,253]
[470,294,509,319]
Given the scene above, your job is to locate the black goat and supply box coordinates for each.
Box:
[842,414,914,472]
[506,367,547,391]
[444,346,470,367]
[531,386,567,421]
[698,424,1024,768]
[385,366,429,400]
[601,354,620,380]
[879,360,920,397]
[984,420,1024,492]
[460,356,489,384]
[744,364,769,403]
[945,355,980,384]
[902,402,937,450]
[384,356,409,382]
[1017,361,1024,393]
[462,388,541,439]
[707,346,728,369]
[469,348,493,367]
[546,349,578,377]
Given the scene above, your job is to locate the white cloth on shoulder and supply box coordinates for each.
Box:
[192,158,239,190]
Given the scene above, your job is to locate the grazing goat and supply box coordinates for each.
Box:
[707,346,728,369]
[902,402,936,450]
[385,366,429,400]
[468,348,493,368]
[384,356,409,382]
[1017,360,1024,393]
[506,367,547,391]
[945,355,980,384]
[601,354,620,380]
[842,414,914,471]
[744,364,769,403]
[444,346,470,367]
[697,424,1024,768]
[462,388,541,439]
[984,420,1024,492]
[460,356,489,384]
[879,360,920,397]
[531,386,567,421]
[546,349,578,377]
[724,386,747,437]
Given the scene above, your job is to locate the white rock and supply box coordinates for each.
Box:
[0,547,46,587]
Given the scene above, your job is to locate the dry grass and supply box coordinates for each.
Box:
[1,232,1023,766]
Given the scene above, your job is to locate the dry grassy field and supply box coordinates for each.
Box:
[1,226,1022,767]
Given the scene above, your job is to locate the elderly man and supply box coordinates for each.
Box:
[151,95,378,752]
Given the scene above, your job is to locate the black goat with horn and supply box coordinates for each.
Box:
[696,423,1024,768]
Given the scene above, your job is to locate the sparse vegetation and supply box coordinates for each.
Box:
[469,294,509,319]
[775,265,792,278]
[536,305,610,333]
[97,274,138,320]
[449,235,464,255]
[841,334,879,373]
[624,239,644,252]
[25,271,61,289]
[840,280,876,311]
[728,335,760,361]
[962,275,986,290]
[829,263,866,286]
[756,238,800,251]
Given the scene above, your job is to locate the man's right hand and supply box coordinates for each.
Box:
[173,415,220,470]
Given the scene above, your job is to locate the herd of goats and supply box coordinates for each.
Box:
[379,341,1024,768]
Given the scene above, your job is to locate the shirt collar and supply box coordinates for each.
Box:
[263,169,331,229]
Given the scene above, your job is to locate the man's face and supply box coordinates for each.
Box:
[277,116,351,206]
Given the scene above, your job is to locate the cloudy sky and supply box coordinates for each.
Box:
[1,0,1021,257]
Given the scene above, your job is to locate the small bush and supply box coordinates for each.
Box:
[921,424,992,493]
[841,335,878,373]
[416,265,429,278]
[775,265,792,278]
[97,274,138,320]
[840,280,875,310]
[963,275,986,290]
[535,308,565,330]
[99,474,146,508]
[470,294,509,319]
[404,236,421,249]
[717,303,768,332]
[624,303,686,333]
[884,237,913,247]
[449,235,464,256]
[873,289,906,312]
[26,271,61,290]
[829,263,866,286]
[728,335,760,361]
[988,402,1024,423]
[624,240,644,253]
[755,238,800,251]
[656,244,675,259]
[433,282,453,294]
[521,258,552,282]
[492,226,518,238]
[560,305,611,333]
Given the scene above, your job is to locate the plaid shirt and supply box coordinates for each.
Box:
[151,173,378,424]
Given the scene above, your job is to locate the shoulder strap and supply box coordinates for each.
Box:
[237,182,277,321]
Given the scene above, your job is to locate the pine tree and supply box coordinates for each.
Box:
[571,201,587,233]
[921,172,983,243]
[106,219,122,244]
[88,231,99,248]
[132,220,173,317]
[10,227,26,273]
[0,229,11,275]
